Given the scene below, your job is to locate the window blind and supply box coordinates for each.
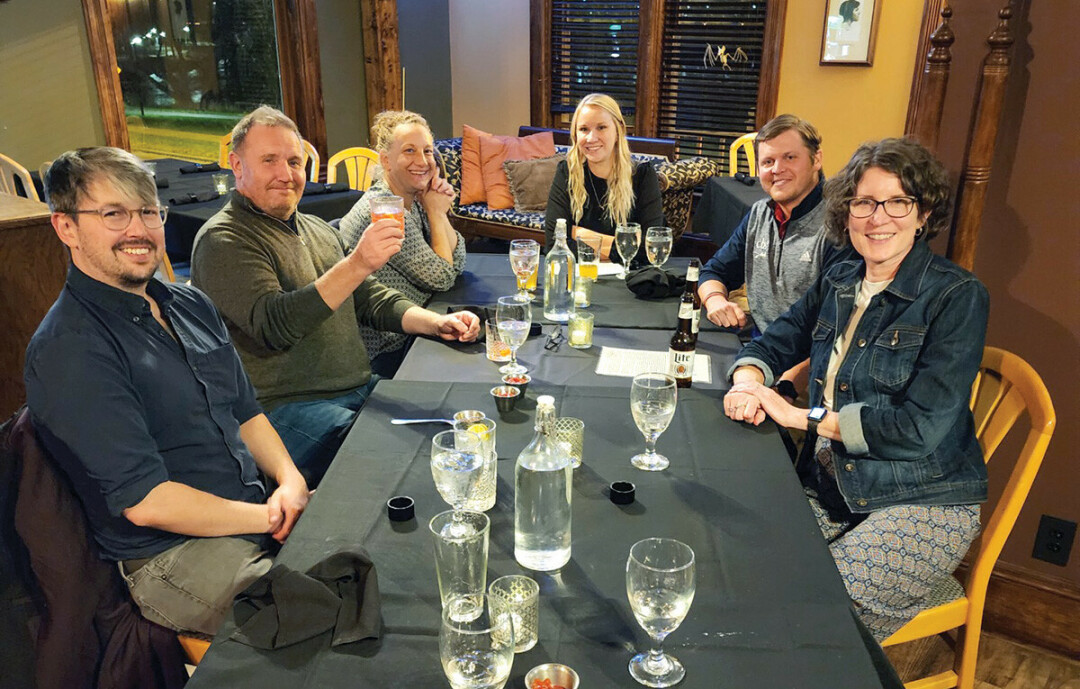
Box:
[657,0,768,168]
[550,0,640,117]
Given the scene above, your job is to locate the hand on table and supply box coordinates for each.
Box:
[266,477,311,543]
[705,294,747,329]
[435,310,480,343]
[725,380,800,428]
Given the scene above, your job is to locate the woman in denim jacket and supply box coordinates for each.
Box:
[724,138,989,641]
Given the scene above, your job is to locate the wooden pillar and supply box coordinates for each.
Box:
[756,0,788,128]
[360,0,403,127]
[529,0,553,127]
[81,0,130,150]
[905,3,955,153]
[948,3,1014,271]
[275,0,328,174]
[634,0,666,138]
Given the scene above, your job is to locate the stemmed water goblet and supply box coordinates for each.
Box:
[645,227,673,268]
[629,372,677,471]
[509,239,540,301]
[626,538,696,687]
[440,594,515,689]
[496,295,531,376]
[430,430,485,537]
[615,223,642,279]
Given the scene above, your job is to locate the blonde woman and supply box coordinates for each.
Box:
[542,94,663,265]
[339,110,467,372]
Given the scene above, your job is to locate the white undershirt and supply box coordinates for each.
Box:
[823,278,892,410]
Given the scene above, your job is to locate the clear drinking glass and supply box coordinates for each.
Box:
[509,239,541,301]
[431,430,485,536]
[431,510,490,620]
[440,594,515,689]
[645,227,673,268]
[496,295,531,376]
[615,223,642,279]
[576,237,599,281]
[454,417,497,512]
[629,372,677,471]
[626,538,696,688]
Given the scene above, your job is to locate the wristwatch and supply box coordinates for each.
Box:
[807,407,827,435]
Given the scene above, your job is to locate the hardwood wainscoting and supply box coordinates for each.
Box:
[962,560,1080,659]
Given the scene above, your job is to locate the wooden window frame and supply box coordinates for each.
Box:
[531,0,787,137]
[80,0,329,165]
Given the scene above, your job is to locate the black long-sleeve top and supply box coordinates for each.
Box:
[542,159,664,266]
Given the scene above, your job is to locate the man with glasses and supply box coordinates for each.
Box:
[191,106,479,486]
[698,114,853,402]
[24,146,309,636]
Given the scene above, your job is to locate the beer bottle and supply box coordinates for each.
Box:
[687,259,702,335]
[668,262,699,388]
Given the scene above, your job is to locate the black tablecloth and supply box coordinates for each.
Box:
[427,254,742,333]
[396,327,743,391]
[690,176,769,247]
[157,158,362,262]
[187,381,896,689]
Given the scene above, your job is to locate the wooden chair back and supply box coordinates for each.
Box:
[728,132,757,177]
[882,346,1055,689]
[0,153,40,201]
[327,147,380,191]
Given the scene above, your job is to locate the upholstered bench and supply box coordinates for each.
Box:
[435,127,720,243]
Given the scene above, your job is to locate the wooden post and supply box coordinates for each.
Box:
[905,3,955,153]
[275,0,328,175]
[529,0,553,127]
[81,0,130,150]
[948,3,1014,271]
[360,0,403,125]
[634,0,666,138]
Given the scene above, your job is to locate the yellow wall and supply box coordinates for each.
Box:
[775,1,924,174]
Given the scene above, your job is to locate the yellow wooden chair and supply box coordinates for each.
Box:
[326,147,381,191]
[0,152,40,201]
[728,132,757,177]
[881,346,1056,689]
[218,133,321,182]
[159,252,177,282]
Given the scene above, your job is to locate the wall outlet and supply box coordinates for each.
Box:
[1032,515,1076,566]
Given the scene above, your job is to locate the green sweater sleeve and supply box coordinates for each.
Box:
[353,275,416,333]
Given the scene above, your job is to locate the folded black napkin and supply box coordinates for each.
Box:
[625,267,686,300]
[231,546,381,649]
[168,191,220,206]
[179,162,220,174]
[304,181,350,196]
[155,177,169,189]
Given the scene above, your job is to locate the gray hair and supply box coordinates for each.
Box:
[44,147,157,214]
[230,105,301,153]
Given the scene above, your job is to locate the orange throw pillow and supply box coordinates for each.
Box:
[460,124,491,206]
[478,131,556,210]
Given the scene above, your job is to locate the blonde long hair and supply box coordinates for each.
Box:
[566,94,635,227]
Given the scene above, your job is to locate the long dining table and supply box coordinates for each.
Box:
[186,254,902,689]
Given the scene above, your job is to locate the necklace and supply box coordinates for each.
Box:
[585,168,607,208]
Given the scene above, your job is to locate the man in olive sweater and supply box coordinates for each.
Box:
[192,107,479,484]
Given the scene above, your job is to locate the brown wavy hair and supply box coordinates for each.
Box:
[823,138,953,246]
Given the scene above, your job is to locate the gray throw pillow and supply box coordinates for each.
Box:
[502,154,566,212]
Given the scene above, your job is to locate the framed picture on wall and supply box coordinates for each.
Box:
[820,0,881,65]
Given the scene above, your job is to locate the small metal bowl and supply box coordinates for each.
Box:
[490,385,521,414]
[501,372,531,396]
[524,663,580,689]
[453,409,487,425]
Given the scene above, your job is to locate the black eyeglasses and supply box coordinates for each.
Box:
[70,206,168,230]
[847,196,917,219]
[544,325,566,352]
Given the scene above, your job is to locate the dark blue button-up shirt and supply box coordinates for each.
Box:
[25,266,266,560]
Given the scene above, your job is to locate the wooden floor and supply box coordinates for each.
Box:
[885,631,1080,688]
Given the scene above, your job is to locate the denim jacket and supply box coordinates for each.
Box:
[731,240,989,512]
